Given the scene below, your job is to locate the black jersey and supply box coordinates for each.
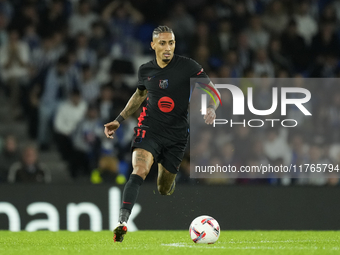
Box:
[137,54,210,141]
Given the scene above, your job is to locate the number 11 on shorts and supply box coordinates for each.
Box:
[136,129,146,138]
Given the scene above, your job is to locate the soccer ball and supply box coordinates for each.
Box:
[189,215,220,244]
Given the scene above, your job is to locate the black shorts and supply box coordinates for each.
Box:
[131,127,188,174]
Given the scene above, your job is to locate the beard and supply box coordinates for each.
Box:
[162,58,171,63]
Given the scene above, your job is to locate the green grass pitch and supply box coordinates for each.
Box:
[1,231,340,255]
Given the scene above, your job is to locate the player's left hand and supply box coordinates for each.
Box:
[204,108,216,125]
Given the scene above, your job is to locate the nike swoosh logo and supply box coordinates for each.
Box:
[148,76,155,81]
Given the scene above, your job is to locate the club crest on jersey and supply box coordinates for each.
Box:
[159,79,169,89]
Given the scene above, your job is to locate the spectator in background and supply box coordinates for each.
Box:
[80,64,100,104]
[7,145,51,183]
[262,0,288,35]
[0,27,29,119]
[74,32,97,68]
[189,22,214,60]
[193,44,211,73]
[113,113,137,167]
[280,19,308,72]
[267,37,292,75]
[294,1,317,46]
[71,105,102,178]
[245,0,267,15]
[236,33,254,70]
[54,88,87,163]
[296,144,330,186]
[169,2,195,54]
[232,126,253,164]
[245,15,269,51]
[311,54,339,78]
[319,3,337,25]
[199,4,218,31]
[214,0,233,20]
[23,22,40,53]
[213,19,235,57]
[0,135,20,183]
[230,1,249,35]
[327,91,340,142]
[31,34,62,75]
[39,0,67,36]
[290,132,309,167]
[276,68,289,78]
[250,139,270,165]
[27,82,40,139]
[223,50,242,78]
[68,0,98,37]
[0,0,13,21]
[0,12,9,47]
[95,84,135,163]
[11,3,39,32]
[218,64,231,78]
[239,66,255,93]
[333,0,340,22]
[89,21,110,59]
[105,60,134,110]
[38,56,71,150]
[220,142,240,171]
[90,155,126,184]
[51,31,67,61]
[310,22,340,62]
[97,84,115,123]
[253,48,274,77]
[102,0,144,59]
[191,129,213,168]
[65,48,81,86]
[263,128,292,166]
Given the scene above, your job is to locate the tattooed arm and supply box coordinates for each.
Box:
[104,88,147,139]
[120,88,147,119]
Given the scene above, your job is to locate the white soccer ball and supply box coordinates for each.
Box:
[189,215,220,244]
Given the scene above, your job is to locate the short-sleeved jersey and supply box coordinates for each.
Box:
[137,54,210,141]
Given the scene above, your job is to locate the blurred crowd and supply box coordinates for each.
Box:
[0,0,340,185]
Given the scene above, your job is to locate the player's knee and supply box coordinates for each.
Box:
[132,165,149,180]
[158,185,169,196]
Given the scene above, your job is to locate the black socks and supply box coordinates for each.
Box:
[119,209,130,224]
[119,174,144,223]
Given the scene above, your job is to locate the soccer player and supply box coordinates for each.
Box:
[104,26,220,242]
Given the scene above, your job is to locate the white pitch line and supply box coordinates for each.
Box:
[162,243,225,249]
[161,243,340,250]
[227,239,322,244]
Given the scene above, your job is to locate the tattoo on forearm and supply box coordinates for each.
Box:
[121,89,147,119]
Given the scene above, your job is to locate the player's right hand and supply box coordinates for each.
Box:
[104,120,120,139]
